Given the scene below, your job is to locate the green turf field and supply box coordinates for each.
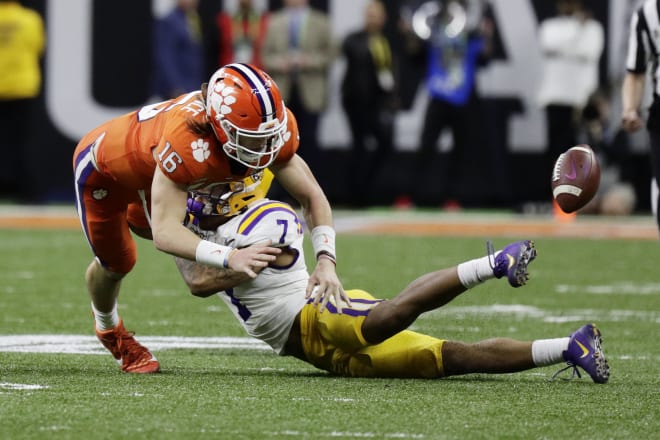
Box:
[1,226,658,439]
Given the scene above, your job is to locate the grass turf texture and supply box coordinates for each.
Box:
[1,228,658,439]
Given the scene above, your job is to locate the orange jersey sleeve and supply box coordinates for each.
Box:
[87,91,213,190]
[80,92,296,194]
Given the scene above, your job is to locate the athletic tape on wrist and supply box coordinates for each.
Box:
[311,225,336,262]
[195,239,233,268]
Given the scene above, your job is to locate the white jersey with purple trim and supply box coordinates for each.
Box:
[211,199,309,354]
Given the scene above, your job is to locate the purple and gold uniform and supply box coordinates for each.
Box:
[210,199,447,378]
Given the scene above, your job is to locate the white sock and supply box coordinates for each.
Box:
[92,302,120,331]
[456,253,499,288]
[531,337,570,366]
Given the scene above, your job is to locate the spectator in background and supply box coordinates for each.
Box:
[341,0,397,207]
[216,0,269,69]
[401,0,494,209]
[152,0,204,100]
[0,0,44,200]
[621,0,660,235]
[262,0,336,171]
[537,0,604,180]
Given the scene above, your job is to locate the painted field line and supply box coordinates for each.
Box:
[0,335,270,355]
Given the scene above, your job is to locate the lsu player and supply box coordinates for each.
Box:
[73,63,345,373]
[175,197,610,383]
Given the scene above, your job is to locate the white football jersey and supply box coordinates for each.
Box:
[211,199,309,354]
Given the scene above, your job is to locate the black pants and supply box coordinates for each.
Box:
[647,127,660,235]
[343,98,394,207]
[544,104,578,178]
[286,81,320,172]
[0,98,33,199]
[414,97,471,204]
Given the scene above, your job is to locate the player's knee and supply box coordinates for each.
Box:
[87,258,128,282]
[363,301,417,344]
[92,252,136,275]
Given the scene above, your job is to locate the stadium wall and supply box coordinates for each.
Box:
[21,0,651,210]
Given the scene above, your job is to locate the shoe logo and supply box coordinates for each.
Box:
[506,254,515,269]
[564,161,577,180]
[576,340,590,358]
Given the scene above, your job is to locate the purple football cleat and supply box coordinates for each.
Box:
[489,240,537,287]
[554,323,610,384]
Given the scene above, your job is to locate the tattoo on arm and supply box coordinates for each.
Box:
[174,256,251,297]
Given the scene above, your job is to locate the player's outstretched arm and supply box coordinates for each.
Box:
[174,241,280,297]
[271,155,350,312]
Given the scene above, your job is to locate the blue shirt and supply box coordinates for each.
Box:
[152,8,204,99]
[425,31,483,106]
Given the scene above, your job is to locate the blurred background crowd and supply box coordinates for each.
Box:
[0,0,650,216]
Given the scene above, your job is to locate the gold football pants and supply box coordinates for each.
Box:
[299,289,446,378]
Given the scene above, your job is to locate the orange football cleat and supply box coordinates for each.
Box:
[95,320,160,373]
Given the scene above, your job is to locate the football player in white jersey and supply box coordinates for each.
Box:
[175,193,610,383]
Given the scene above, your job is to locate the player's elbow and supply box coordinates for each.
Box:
[152,228,175,254]
[182,274,218,298]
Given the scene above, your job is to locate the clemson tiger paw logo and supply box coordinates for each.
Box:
[191,139,210,162]
[209,82,237,117]
[92,188,108,200]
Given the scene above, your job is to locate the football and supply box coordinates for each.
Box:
[551,144,601,213]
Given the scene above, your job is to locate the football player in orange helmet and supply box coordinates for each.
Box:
[72,63,345,374]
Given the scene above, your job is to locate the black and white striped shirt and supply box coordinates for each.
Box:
[627,0,660,97]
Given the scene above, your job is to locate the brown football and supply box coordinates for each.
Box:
[551,144,601,213]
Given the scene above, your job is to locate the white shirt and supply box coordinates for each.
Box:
[537,14,604,108]
[210,199,309,355]
[626,0,660,98]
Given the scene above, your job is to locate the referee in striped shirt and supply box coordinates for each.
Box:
[622,0,660,234]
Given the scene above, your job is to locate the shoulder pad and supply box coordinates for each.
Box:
[232,200,303,247]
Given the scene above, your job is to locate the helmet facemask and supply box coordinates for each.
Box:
[219,112,287,170]
[185,169,274,221]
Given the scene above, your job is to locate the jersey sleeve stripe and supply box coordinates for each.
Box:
[237,201,298,236]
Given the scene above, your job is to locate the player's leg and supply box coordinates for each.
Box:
[362,241,536,344]
[342,325,608,382]
[342,330,446,378]
[442,339,534,375]
[74,145,159,373]
[298,290,444,378]
[298,290,609,382]
[441,322,610,383]
[647,127,660,235]
[82,213,159,374]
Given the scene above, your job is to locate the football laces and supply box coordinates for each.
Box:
[552,153,565,182]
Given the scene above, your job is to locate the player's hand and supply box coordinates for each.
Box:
[622,109,644,132]
[226,240,281,278]
[305,258,351,313]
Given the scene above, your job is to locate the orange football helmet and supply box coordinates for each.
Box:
[206,63,287,170]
